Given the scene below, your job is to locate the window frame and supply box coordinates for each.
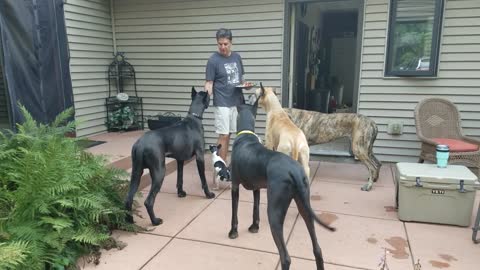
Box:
[385,0,445,77]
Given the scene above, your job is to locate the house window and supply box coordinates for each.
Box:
[385,0,444,77]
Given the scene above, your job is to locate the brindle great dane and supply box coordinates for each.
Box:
[285,108,381,191]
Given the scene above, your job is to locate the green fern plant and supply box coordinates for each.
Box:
[0,105,138,269]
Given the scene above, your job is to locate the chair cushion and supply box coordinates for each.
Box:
[432,138,479,152]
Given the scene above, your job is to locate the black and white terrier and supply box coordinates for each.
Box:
[209,144,231,190]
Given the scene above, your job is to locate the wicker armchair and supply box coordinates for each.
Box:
[414,98,480,176]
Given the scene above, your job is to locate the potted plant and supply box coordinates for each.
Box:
[106,103,136,131]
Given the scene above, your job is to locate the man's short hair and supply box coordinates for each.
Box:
[216,28,232,41]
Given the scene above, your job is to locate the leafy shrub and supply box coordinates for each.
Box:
[0,106,136,269]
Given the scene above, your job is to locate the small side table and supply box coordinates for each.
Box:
[473,202,480,244]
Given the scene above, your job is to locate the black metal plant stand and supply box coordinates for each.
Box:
[105,52,144,131]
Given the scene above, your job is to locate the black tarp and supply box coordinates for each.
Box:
[0,0,73,128]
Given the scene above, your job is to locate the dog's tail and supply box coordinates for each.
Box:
[291,169,336,232]
[125,142,145,222]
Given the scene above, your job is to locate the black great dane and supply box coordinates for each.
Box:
[125,87,215,226]
[229,100,335,270]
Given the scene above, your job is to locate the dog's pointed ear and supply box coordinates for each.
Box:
[191,86,197,99]
[260,82,265,97]
[204,93,210,109]
[217,144,222,150]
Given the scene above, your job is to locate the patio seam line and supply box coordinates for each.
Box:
[310,209,401,223]
[310,161,321,183]
[278,210,302,270]
[135,189,231,238]
[321,262,374,270]
[138,235,175,270]
[168,235,376,268]
[174,236,281,255]
[313,179,393,188]
[312,179,396,189]
[157,185,229,196]
[162,236,377,269]
[389,163,396,185]
[133,233,375,270]
[139,188,225,269]
[145,235,376,270]
[213,196,298,208]
[135,196,403,238]
[403,221,416,270]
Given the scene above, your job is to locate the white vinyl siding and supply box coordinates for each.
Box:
[359,0,480,162]
[62,0,480,164]
[112,0,284,146]
[65,0,114,137]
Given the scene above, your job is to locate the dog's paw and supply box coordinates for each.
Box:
[228,230,238,239]
[151,217,163,226]
[361,182,373,191]
[205,191,215,199]
[248,224,259,233]
[177,190,187,197]
[125,214,134,224]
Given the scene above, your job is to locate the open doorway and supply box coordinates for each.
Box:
[284,0,364,156]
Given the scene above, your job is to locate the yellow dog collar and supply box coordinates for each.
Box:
[237,130,256,136]
[237,130,262,143]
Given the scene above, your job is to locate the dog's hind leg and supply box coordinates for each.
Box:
[267,185,292,270]
[248,189,260,233]
[195,154,215,199]
[356,124,382,191]
[145,163,166,226]
[176,160,187,197]
[352,132,375,191]
[125,164,144,223]
[298,146,311,180]
[367,122,381,183]
[354,150,374,191]
[294,195,326,270]
[370,153,382,182]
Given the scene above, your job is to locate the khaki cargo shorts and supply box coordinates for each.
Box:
[214,106,238,135]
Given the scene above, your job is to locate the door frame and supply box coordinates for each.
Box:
[281,0,365,112]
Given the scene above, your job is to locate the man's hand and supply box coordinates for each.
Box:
[204,81,213,96]
[242,81,254,90]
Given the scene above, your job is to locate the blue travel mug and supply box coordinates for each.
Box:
[436,144,449,168]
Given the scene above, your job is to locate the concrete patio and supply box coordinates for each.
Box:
[81,130,480,270]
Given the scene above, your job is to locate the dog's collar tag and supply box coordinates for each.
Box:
[237,130,262,143]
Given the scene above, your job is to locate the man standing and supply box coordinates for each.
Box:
[205,28,252,162]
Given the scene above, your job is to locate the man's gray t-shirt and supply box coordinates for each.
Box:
[205,52,244,107]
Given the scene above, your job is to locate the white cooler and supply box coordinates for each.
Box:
[395,163,479,226]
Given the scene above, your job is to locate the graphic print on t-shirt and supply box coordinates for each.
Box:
[224,62,240,85]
